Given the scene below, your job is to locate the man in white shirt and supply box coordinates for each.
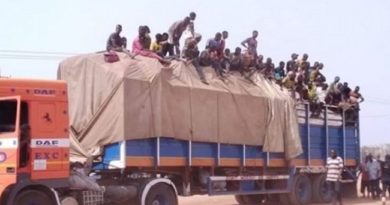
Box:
[367,154,381,199]
[326,149,344,205]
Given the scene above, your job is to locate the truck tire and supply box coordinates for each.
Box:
[14,190,54,205]
[279,174,312,205]
[234,194,265,205]
[312,174,332,203]
[144,183,177,205]
[60,196,79,205]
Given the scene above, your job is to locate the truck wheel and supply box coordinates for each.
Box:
[144,183,177,205]
[60,196,79,205]
[281,174,312,205]
[15,190,54,205]
[312,174,332,203]
[234,194,265,205]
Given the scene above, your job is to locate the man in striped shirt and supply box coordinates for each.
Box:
[326,149,344,205]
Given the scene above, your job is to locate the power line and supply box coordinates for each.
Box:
[360,114,390,118]
[0,49,78,56]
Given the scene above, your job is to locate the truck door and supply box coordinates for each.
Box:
[0,96,21,194]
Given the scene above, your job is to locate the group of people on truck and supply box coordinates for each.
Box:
[359,154,390,200]
[105,12,364,116]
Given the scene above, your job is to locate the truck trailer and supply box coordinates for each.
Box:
[0,53,360,205]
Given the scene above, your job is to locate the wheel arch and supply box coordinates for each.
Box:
[140,178,178,205]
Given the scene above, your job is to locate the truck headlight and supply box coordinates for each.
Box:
[0,152,6,163]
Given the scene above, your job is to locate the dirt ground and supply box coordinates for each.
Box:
[179,195,387,205]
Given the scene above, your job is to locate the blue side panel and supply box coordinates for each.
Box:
[160,137,188,157]
[94,142,120,169]
[220,144,242,158]
[310,125,327,159]
[269,152,284,159]
[246,146,265,159]
[346,127,358,159]
[126,138,155,156]
[192,141,217,158]
[328,127,343,157]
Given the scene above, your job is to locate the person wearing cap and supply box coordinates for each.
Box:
[286,53,298,72]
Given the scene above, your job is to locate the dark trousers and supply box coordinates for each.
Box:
[327,181,342,205]
[162,43,174,57]
[211,60,224,77]
[382,181,390,197]
[360,180,369,196]
[191,58,206,81]
[369,179,381,198]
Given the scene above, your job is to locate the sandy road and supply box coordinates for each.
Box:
[179,195,387,205]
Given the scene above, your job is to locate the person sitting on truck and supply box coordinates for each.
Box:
[308,82,321,117]
[241,50,257,81]
[309,63,326,85]
[286,53,298,72]
[132,26,170,65]
[340,82,352,102]
[182,34,208,85]
[121,37,127,50]
[256,54,265,71]
[317,83,329,105]
[221,48,232,71]
[261,57,275,80]
[282,71,296,98]
[205,32,222,52]
[326,149,344,205]
[229,47,243,74]
[298,53,310,83]
[274,61,286,85]
[106,24,125,52]
[150,33,163,53]
[349,86,364,107]
[160,32,171,57]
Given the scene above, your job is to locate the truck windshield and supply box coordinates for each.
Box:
[0,100,18,133]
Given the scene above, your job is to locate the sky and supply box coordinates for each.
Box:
[0,0,389,146]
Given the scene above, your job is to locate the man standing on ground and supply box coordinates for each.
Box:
[367,154,381,199]
[381,154,390,198]
[326,149,344,205]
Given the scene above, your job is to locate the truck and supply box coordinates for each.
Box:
[0,53,360,205]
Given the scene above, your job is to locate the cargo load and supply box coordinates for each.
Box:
[57,53,302,160]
